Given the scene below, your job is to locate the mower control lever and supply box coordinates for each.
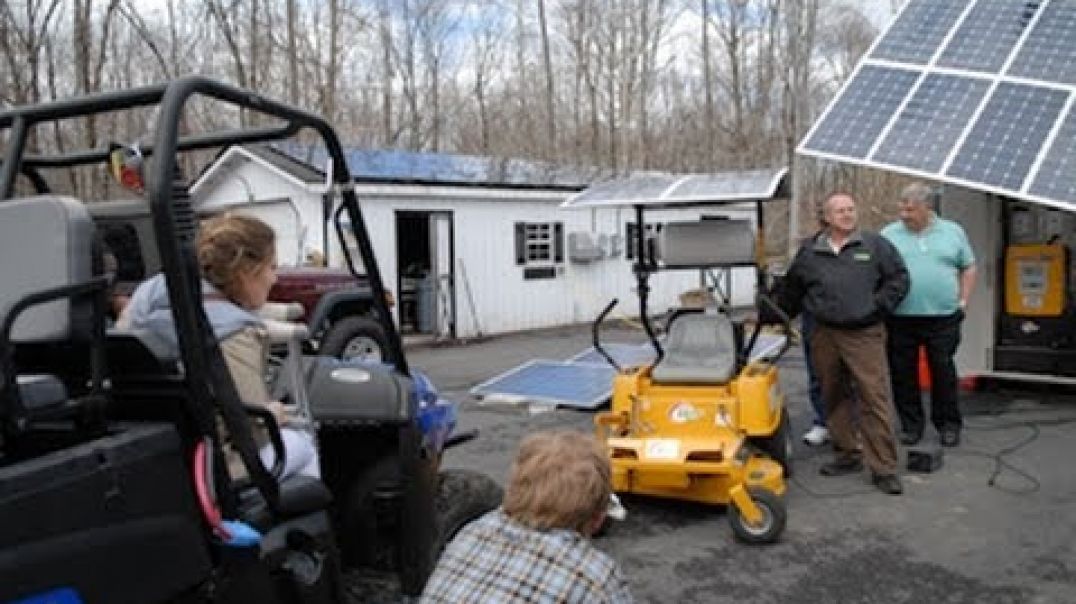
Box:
[593,298,622,372]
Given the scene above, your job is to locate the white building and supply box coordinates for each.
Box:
[192,145,777,339]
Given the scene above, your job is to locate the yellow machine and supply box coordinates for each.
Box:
[578,196,793,544]
[1004,243,1067,317]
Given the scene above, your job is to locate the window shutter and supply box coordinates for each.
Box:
[626,223,637,260]
[554,222,564,263]
[515,222,526,265]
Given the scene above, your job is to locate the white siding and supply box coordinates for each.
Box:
[196,157,760,338]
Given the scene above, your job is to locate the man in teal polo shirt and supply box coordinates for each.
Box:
[882,183,977,447]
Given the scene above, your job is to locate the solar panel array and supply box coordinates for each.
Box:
[562,168,787,208]
[799,0,1076,210]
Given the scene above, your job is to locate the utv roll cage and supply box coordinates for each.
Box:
[0,77,443,596]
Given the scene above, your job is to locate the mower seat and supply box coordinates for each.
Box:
[651,312,738,384]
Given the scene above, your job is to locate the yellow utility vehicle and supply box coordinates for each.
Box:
[565,172,792,543]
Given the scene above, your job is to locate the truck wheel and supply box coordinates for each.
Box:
[749,409,794,478]
[434,469,503,554]
[320,316,388,362]
[728,487,786,544]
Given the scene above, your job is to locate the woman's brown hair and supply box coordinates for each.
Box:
[502,430,612,533]
[196,213,275,301]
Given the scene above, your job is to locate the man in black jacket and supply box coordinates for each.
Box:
[781,192,910,495]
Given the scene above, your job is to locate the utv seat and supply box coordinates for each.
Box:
[650,312,738,385]
[0,196,107,432]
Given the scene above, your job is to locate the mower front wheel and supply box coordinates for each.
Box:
[728,487,786,544]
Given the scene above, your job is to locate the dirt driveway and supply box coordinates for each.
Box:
[404,325,1076,604]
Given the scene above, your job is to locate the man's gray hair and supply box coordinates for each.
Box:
[901,182,934,205]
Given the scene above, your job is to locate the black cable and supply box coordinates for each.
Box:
[956,414,1076,495]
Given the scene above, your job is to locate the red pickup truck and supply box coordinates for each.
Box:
[269,266,390,362]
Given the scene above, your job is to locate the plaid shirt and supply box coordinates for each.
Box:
[421,509,633,604]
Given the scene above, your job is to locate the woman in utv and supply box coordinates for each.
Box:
[119,213,319,480]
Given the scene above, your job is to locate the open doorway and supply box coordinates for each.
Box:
[396,211,455,338]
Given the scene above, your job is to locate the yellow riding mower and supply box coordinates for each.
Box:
[569,178,793,543]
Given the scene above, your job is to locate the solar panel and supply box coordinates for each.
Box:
[1028,107,1076,201]
[569,343,656,368]
[1008,1,1076,86]
[562,168,786,208]
[470,360,616,409]
[936,0,1041,73]
[946,83,1068,190]
[798,0,1076,209]
[870,0,968,64]
[872,73,991,172]
[802,65,919,159]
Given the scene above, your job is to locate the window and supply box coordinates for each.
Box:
[514,222,564,279]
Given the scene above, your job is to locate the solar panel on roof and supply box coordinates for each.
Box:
[937,0,1040,73]
[873,73,991,172]
[1028,107,1076,201]
[802,65,919,159]
[870,0,967,64]
[946,82,1068,190]
[1008,0,1076,86]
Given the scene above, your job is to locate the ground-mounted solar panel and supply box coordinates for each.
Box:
[872,73,991,172]
[1008,0,1076,86]
[870,0,968,64]
[802,65,919,159]
[1028,106,1076,202]
[936,0,1041,73]
[946,82,1068,190]
[800,0,1076,210]
[470,360,616,409]
[569,343,656,369]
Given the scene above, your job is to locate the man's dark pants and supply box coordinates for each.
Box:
[886,312,963,436]
[811,322,899,476]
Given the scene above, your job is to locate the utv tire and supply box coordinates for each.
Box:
[320,316,388,363]
[434,469,503,554]
[728,487,786,544]
[341,456,400,569]
[750,409,794,478]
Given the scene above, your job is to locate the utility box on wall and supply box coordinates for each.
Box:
[568,232,604,263]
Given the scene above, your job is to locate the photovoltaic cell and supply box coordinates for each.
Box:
[870,0,967,64]
[947,83,1068,191]
[562,169,787,208]
[937,0,1041,73]
[469,360,616,409]
[873,74,991,172]
[1008,0,1076,86]
[1028,108,1076,202]
[802,65,919,159]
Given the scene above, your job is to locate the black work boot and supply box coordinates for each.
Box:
[819,458,863,476]
[872,473,903,495]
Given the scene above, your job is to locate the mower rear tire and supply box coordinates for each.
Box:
[728,487,786,544]
[750,409,794,478]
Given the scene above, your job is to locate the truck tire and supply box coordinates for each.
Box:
[320,316,388,362]
[434,469,503,555]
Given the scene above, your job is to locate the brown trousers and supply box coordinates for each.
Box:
[810,322,899,475]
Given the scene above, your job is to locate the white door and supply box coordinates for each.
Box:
[940,187,999,375]
[430,212,455,339]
